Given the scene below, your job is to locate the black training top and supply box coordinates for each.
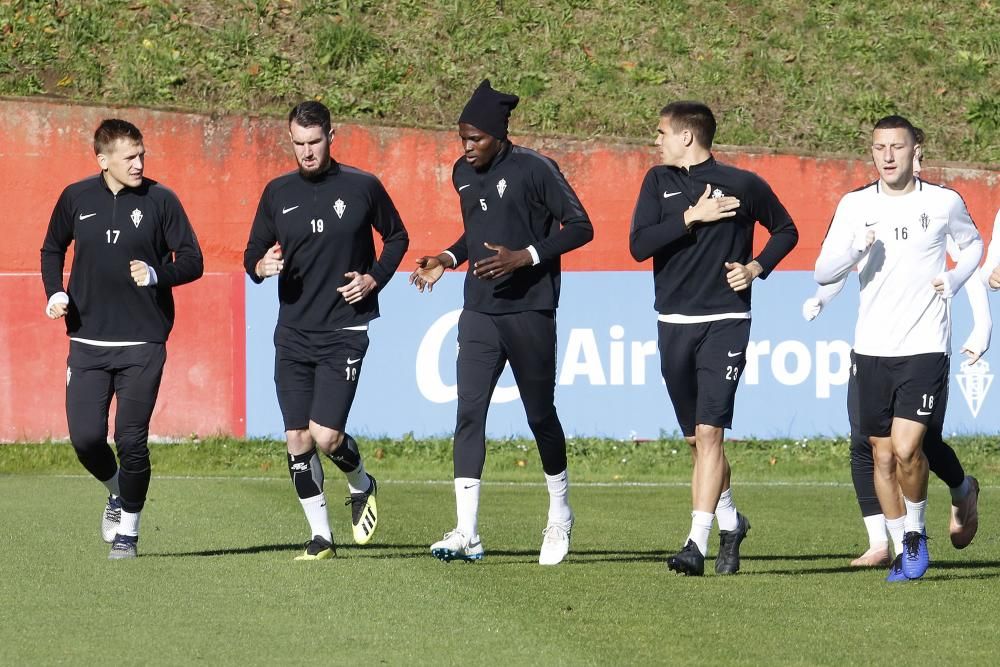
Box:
[629,156,798,316]
[40,174,204,342]
[446,143,593,314]
[243,161,409,331]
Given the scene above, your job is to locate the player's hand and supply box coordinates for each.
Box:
[852,229,876,253]
[255,243,284,278]
[129,259,150,286]
[725,260,762,292]
[409,256,446,293]
[989,265,1000,290]
[684,184,740,228]
[961,346,985,365]
[932,273,954,298]
[46,302,68,319]
[473,242,531,280]
[961,327,989,365]
[802,297,822,321]
[338,271,376,304]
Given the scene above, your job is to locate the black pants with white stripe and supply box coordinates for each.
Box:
[453,309,567,479]
[846,353,964,517]
[65,341,166,513]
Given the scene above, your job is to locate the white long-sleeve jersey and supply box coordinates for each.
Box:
[808,237,992,357]
[814,178,982,357]
[979,208,1000,290]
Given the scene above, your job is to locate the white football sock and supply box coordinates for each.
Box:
[544,470,572,524]
[345,460,371,495]
[687,511,714,557]
[886,515,905,556]
[903,496,927,533]
[455,478,481,538]
[299,493,332,542]
[950,477,972,504]
[118,509,140,537]
[715,488,738,532]
[101,470,120,497]
[863,514,888,549]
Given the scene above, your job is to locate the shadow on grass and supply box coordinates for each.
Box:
[745,553,857,561]
[744,565,869,576]
[918,560,1000,581]
[353,547,669,563]
[742,557,1000,577]
[145,545,672,562]
[147,543,302,557]
[148,543,432,558]
[144,544,1000,578]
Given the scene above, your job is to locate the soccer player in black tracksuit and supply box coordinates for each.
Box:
[40,119,204,559]
[409,80,593,565]
[244,101,409,560]
[630,101,798,576]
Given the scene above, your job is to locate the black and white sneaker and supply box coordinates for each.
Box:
[715,513,751,575]
[101,495,122,544]
[346,475,379,545]
[294,535,335,561]
[108,534,138,560]
[667,539,705,576]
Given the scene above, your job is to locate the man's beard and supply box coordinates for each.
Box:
[298,156,330,179]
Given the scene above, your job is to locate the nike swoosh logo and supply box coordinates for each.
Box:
[282,205,299,214]
[458,184,472,191]
[865,221,878,227]
[663,191,682,199]
[916,409,932,416]
[727,351,743,357]
[346,357,361,365]
[79,213,97,220]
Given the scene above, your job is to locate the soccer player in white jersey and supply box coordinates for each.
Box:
[804,128,985,565]
[814,115,983,581]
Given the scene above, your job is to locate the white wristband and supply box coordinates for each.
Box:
[527,245,540,266]
[46,291,69,317]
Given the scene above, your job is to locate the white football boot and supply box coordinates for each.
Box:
[430,529,484,562]
[539,514,573,565]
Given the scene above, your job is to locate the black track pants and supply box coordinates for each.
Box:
[65,342,165,513]
[453,310,567,478]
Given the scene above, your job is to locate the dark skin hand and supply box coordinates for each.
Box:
[472,242,532,279]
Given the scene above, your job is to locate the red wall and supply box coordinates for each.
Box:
[0,273,244,441]
[1,99,997,440]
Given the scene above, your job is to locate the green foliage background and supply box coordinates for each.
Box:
[1,0,997,162]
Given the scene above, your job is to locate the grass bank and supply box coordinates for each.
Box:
[1,0,996,162]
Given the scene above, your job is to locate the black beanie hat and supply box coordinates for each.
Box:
[458,79,519,141]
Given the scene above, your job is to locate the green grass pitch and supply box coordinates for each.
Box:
[1,465,997,665]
